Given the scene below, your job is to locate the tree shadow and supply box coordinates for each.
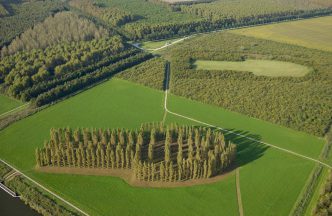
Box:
[222,128,269,167]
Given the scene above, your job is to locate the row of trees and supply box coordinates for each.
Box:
[1,11,109,56]
[36,123,237,182]
[23,48,140,101]
[0,36,128,101]
[34,52,152,106]
[69,0,137,27]
[314,171,332,216]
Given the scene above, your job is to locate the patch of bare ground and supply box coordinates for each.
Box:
[37,166,235,188]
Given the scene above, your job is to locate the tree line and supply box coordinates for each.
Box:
[69,0,137,27]
[0,36,126,100]
[1,11,109,56]
[122,7,332,40]
[34,52,152,106]
[314,171,332,216]
[36,123,237,182]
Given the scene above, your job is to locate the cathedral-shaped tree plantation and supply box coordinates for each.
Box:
[35,123,236,182]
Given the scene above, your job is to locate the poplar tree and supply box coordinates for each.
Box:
[101,147,105,168]
[148,128,155,162]
[165,129,171,164]
[177,131,183,167]
[76,150,81,167]
[203,160,208,178]
[36,148,42,167]
[160,161,165,182]
[194,160,199,179]
[121,148,125,169]
[116,143,121,168]
[169,162,174,182]
[106,143,111,168]
[110,149,115,169]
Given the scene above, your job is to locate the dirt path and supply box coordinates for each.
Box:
[236,168,244,216]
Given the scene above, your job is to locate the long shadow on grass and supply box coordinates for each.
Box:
[222,128,269,167]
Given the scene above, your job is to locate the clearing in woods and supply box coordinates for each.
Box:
[231,16,332,52]
[193,59,311,77]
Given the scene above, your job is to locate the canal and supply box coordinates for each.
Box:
[0,188,40,216]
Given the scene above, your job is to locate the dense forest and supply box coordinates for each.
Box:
[69,0,137,27]
[36,123,236,182]
[0,33,152,105]
[117,0,332,40]
[1,11,109,56]
[115,57,166,90]
[180,0,332,20]
[0,0,66,47]
[132,32,331,136]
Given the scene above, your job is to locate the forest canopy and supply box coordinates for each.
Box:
[1,11,109,56]
[0,0,67,47]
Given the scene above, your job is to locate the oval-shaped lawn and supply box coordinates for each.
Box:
[194,59,310,77]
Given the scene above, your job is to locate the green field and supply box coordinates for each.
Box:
[0,94,23,115]
[0,78,325,215]
[232,16,332,52]
[194,59,310,77]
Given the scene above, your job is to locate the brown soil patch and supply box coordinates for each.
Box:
[37,166,235,188]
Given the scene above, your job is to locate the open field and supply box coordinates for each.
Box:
[232,16,332,52]
[194,59,310,77]
[0,94,23,115]
[0,77,325,215]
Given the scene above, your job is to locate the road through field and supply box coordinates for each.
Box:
[163,61,332,169]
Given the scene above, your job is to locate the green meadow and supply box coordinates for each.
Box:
[0,78,325,215]
[194,59,310,77]
[0,94,23,115]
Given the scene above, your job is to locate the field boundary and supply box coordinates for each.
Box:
[0,103,29,118]
[164,62,332,169]
[236,168,244,216]
[0,159,90,216]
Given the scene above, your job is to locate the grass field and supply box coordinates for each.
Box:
[0,94,23,115]
[0,78,325,215]
[194,59,310,77]
[232,16,332,52]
